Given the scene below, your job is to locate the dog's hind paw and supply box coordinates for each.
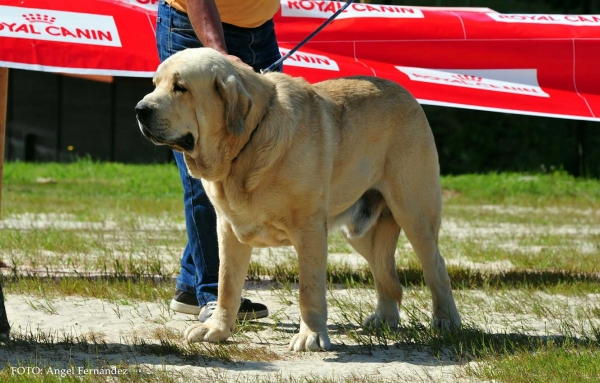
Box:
[362,312,399,330]
[289,331,330,352]
[184,322,231,343]
[432,316,462,332]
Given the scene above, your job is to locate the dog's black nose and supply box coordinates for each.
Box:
[135,102,153,121]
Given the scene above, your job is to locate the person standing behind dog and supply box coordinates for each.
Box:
[156,0,282,322]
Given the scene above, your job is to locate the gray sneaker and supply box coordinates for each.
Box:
[198,298,269,323]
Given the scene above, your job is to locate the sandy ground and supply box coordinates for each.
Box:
[2,289,471,382]
[4,285,598,382]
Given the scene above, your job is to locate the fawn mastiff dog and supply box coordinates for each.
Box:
[135,48,461,351]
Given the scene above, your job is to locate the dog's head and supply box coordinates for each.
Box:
[135,48,258,181]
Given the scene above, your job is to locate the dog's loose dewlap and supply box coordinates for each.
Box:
[135,47,461,352]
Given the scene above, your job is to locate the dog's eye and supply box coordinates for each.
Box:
[174,83,187,93]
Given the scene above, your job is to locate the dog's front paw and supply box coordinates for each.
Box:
[184,321,231,343]
[362,312,399,330]
[289,331,330,352]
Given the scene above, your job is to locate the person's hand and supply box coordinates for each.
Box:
[224,54,252,69]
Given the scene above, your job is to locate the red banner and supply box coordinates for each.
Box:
[1,0,599,121]
[0,0,158,76]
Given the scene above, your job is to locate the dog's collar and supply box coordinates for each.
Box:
[231,92,275,163]
[232,122,261,163]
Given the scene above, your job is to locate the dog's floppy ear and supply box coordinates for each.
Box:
[215,73,253,136]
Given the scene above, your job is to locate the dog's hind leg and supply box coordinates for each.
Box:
[344,208,404,329]
[398,216,460,330]
[379,151,461,330]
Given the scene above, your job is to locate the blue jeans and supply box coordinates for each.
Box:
[156,1,281,306]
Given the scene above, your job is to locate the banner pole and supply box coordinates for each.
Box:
[0,67,7,220]
[0,67,7,339]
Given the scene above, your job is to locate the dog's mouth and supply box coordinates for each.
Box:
[139,123,196,152]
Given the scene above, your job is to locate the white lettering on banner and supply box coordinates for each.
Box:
[134,0,159,6]
[487,13,600,26]
[0,5,122,47]
[395,67,549,98]
[283,1,424,19]
[279,48,339,71]
[111,0,159,13]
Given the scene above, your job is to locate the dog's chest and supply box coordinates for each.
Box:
[206,182,293,247]
[231,220,292,248]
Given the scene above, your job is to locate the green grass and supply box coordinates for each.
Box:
[3,160,180,198]
[0,227,184,279]
[4,277,174,301]
[3,159,182,217]
[441,171,600,207]
[4,262,600,303]
[0,228,105,254]
[5,162,600,215]
[443,204,600,226]
[463,343,600,383]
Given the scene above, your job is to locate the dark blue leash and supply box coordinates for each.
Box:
[261,0,354,74]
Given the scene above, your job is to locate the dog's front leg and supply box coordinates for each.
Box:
[184,220,252,344]
[289,221,330,351]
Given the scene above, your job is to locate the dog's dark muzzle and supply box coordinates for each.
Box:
[135,101,160,142]
[171,133,195,152]
[135,101,154,125]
